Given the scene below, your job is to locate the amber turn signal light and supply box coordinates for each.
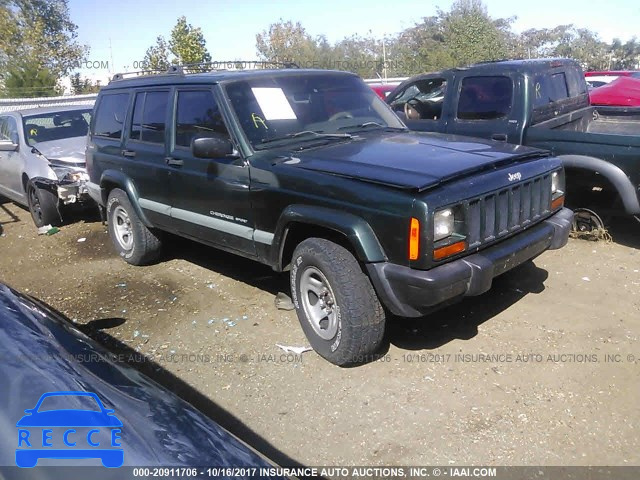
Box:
[433,240,466,261]
[551,195,565,210]
[409,218,420,260]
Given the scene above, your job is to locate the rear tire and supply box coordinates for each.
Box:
[26,179,61,228]
[290,238,386,366]
[106,188,162,265]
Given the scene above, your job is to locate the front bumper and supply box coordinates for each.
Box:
[367,207,573,317]
[33,177,91,205]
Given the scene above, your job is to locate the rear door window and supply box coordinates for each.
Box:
[93,93,129,139]
[457,76,513,120]
[130,91,169,144]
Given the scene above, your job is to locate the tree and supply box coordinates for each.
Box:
[388,16,454,75]
[70,73,100,95]
[252,2,637,78]
[142,36,171,71]
[1,60,61,98]
[142,16,211,70]
[515,25,611,70]
[609,38,640,70]
[256,20,325,67]
[334,33,383,78]
[554,28,609,70]
[169,16,211,65]
[0,0,86,77]
[438,0,512,66]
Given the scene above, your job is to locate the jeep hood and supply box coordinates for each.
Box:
[33,136,87,164]
[289,131,548,191]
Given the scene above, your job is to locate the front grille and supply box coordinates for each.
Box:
[465,173,552,248]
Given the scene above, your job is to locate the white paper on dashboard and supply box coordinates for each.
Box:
[251,87,297,120]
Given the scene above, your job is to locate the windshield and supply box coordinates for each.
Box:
[224,73,405,150]
[23,108,92,147]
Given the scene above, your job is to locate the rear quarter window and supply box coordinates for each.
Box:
[533,72,569,108]
[93,93,130,139]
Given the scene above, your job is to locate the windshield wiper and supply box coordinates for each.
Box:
[256,130,352,148]
[337,122,405,132]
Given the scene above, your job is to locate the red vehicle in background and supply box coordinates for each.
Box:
[585,70,640,78]
[589,76,640,107]
[368,83,398,99]
[585,70,640,89]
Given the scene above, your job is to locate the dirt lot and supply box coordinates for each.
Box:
[1,198,639,467]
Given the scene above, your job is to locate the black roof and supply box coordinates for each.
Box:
[464,58,580,73]
[102,68,359,91]
[399,58,582,84]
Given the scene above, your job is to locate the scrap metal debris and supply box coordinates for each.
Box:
[570,227,612,242]
[276,344,312,355]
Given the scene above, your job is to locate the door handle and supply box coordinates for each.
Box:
[121,149,136,158]
[491,134,507,142]
[165,157,184,167]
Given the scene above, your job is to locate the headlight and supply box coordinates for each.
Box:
[550,169,565,209]
[51,166,88,183]
[434,208,455,242]
[551,170,565,196]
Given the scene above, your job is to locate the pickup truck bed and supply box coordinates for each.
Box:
[532,106,640,137]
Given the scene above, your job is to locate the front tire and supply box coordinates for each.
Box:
[107,188,162,265]
[290,238,386,366]
[26,179,61,228]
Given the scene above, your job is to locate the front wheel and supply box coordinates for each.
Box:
[107,188,162,265]
[290,238,386,366]
[26,179,61,228]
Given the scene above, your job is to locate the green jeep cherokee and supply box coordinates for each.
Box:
[86,65,573,366]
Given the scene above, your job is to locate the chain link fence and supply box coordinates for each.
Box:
[0,94,97,114]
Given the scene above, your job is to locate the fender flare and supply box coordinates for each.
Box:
[559,154,640,215]
[99,170,152,226]
[271,205,387,269]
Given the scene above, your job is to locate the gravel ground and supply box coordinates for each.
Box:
[1,198,639,467]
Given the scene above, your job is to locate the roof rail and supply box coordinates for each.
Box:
[110,60,299,82]
[110,67,181,82]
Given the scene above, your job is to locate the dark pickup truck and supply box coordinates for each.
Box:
[86,66,572,366]
[387,58,640,230]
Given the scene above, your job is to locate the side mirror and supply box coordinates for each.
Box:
[0,140,18,152]
[192,135,237,159]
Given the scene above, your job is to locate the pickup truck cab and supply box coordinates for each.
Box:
[86,66,572,366]
[387,59,640,230]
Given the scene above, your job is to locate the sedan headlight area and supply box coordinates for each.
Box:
[551,169,565,210]
[50,165,89,183]
[434,208,455,242]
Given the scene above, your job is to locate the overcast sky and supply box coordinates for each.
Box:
[69,0,639,79]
